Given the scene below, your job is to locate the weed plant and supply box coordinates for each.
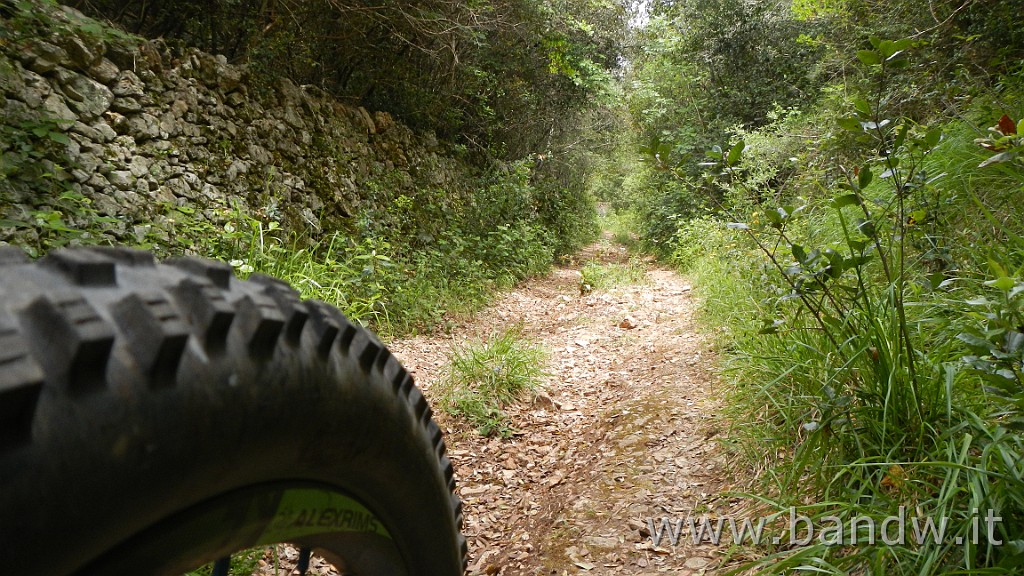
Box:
[579,260,645,291]
[436,325,547,438]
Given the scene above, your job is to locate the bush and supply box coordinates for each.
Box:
[668,43,1024,573]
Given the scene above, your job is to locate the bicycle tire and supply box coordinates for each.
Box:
[0,246,466,575]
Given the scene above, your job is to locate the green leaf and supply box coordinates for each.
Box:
[893,38,914,51]
[792,244,807,263]
[832,194,859,209]
[887,58,910,69]
[878,40,897,58]
[986,276,1016,291]
[726,140,745,166]
[958,332,996,353]
[988,259,1010,278]
[852,97,872,117]
[893,124,910,150]
[838,117,863,132]
[858,166,873,189]
[924,128,942,148]
[926,272,946,290]
[46,131,71,145]
[758,319,785,335]
[857,50,881,66]
[856,219,876,238]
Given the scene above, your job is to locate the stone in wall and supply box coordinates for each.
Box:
[0,0,471,253]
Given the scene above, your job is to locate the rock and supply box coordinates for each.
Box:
[582,536,618,549]
[61,73,114,120]
[107,170,134,190]
[69,121,101,141]
[110,97,142,114]
[128,155,151,178]
[41,93,78,125]
[57,33,104,71]
[166,177,194,200]
[91,120,117,142]
[103,42,137,73]
[683,557,710,570]
[74,151,101,174]
[124,113,160,140]
[225,160,249,181]
[24,41,67,74]
[112,70,145,97]
[0,57,26,95]
[87,58,120,84]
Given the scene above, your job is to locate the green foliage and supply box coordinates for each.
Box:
[66,0,626,165]
[579,259,644,291]
[436,325,547,437]
[661,41,1024,573]
[186,546,266,575]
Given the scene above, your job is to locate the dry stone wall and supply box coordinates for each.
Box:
[0,2,470,251]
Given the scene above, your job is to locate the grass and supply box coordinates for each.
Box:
[643,82,1024,574]
[598,209,641,250]
[435,325,547,437]
[579,259,645,291]
[186,547,265,575]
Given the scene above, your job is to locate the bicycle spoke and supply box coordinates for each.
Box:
[297,547,312,575]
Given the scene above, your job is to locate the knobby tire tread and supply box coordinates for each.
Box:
[0,246,466,575]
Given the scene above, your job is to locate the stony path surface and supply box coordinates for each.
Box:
[389,237,740,575]
[251,236,742,575]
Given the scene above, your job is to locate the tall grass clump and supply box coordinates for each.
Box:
[666,40,1024,573]
[435,325,547,438]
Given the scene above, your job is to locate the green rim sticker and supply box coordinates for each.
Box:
[257,488,392,544]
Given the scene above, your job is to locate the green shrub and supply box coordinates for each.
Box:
[669,42,1024,574]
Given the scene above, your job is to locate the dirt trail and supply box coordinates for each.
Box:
[390,236,740,575]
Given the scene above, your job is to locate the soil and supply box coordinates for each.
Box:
[253,235,744,575]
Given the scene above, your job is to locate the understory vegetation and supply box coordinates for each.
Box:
[436,325,548,438]
[6,0,1024,571]
[610,0,1024,572]
[1,0,611,337]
